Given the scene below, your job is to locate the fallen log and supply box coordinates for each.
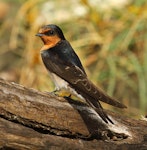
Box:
[0,78,147,150]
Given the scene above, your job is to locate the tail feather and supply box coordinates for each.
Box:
[95,108,113,124]
[86,97,113,124]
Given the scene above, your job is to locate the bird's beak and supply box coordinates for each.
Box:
[35,33,44,37]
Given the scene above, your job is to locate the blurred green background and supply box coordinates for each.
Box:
[0,0,147,118]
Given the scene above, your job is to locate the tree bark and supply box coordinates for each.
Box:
[0,78,147,150]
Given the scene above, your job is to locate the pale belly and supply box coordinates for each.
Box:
[49,72,84,100]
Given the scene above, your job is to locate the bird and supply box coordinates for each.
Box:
[36,24,127,124]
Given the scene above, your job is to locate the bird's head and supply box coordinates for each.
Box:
[36,24,66,49]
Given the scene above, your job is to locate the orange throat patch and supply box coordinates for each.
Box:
[40,35,61,51]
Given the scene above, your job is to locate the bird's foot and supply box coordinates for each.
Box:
[45,90,85,104]
[52,90,81,101]
[53,89,71,98]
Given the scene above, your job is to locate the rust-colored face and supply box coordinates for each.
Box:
[36,27,61,50]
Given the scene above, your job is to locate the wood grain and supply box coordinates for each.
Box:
[0,78,147,150]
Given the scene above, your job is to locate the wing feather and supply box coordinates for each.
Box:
[41,46,126,123]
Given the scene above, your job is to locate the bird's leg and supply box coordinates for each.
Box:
[53,89,71,98]
[53,89,83,102]
[45,88,72,98]
[45,89,85,103]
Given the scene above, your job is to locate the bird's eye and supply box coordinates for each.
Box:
[49,30,54,35]
[45,30,54,36]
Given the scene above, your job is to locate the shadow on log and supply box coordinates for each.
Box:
[0,78,147,150]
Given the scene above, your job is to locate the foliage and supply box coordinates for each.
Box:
[0,0,147,116]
